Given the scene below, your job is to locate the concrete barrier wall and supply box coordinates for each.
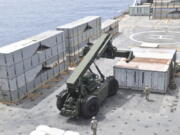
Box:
[56,16,101,66]
[153,0,180,19]
[153,7,180,19]
[0,30,67,102]
[129,4,151,16]
[101,19,119,36]
[0,16,103,102]
[153,13,180,19]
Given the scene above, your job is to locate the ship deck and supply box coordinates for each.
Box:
[1,15,180,135]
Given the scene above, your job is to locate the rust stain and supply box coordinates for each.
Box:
[123,57,170,64]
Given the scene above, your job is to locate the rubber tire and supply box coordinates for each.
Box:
[56,90,68,111]
[81,96,99,119]
[107,76,119,97]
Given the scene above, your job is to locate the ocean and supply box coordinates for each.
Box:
[0,0,133,46]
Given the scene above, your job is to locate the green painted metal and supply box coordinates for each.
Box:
[66,34,109,88]
[57,33,134,118]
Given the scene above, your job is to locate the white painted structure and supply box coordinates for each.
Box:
[114,48,176,93]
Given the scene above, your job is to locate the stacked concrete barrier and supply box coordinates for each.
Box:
[101,19,119,36]
[56,16,101,66]
[153,0,180,19]
[129,4,151,16]
[0,30,67,102]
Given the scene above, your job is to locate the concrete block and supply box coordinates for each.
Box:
[0,90,11,102]
[56,16,101,65]
[78,35,83,45]
[25,65,42,83]
[32,54,39,67]
[0,78,17,91]
[74,36,79,46]
[64,37,69,47]
[34,74,42,89]
[77,25,84,36]
[18,85,27,99]
[41,36,57,47]
[79,41,85,49]
[22,41,40,60]
[30,30,64,48]
[65,57,70,65]
[9,78,17,91]
[67,29,74,38]
[86,30,90,40]
[10,89,19,102]
[101,19,119,36]
[89,28,94,37]
[56,28,68,39]
[57,42,65,53]
[45,48,52,60]
[59,61,66,72]
[5,53,14,65]
[13,50,23,63]
[56,32,64,43]
[15,61,24,76]
[89,20,97,28]
[17,74,26,88]
[73,26,79,38]
[63,60,68,71]
[23,58,32,71]
[44,55,59,66]
[51,46,58,56]
[38,51,46,64]
[40,70,48,83]
[26,81,34,93]
[47,68,54,80]
[7,65,16,79]
[58,51,65,60]
[68,37,74,47]
[0,54,5,65]
[53,65,60,75]
[80,23,87,34]
[0,66,8,79]
[0,79,10,91]
[82,32,87,41]
[97,28,101,37]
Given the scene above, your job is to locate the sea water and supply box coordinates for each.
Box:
[0,0,133,46]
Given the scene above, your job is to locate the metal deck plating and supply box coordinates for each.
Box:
[1,15,180,135]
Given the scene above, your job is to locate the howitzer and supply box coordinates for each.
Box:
[56,34,134,118]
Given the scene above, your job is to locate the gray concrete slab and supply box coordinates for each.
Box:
[31,54,39,67]
[13,50,23,63]
[17,74,26,88]
[22,42,40,60]
[25,65,42,83]
[0,65,15,79]
[23,58,32,71]
[5,54,14,65]
[1,15,180,135]
[38,51,46,64]
[15,61,24,76]
[45,48,52,60]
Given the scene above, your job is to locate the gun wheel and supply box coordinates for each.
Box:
[107,76,119,97]
[56,90,68,111]
[81,96,99,119]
